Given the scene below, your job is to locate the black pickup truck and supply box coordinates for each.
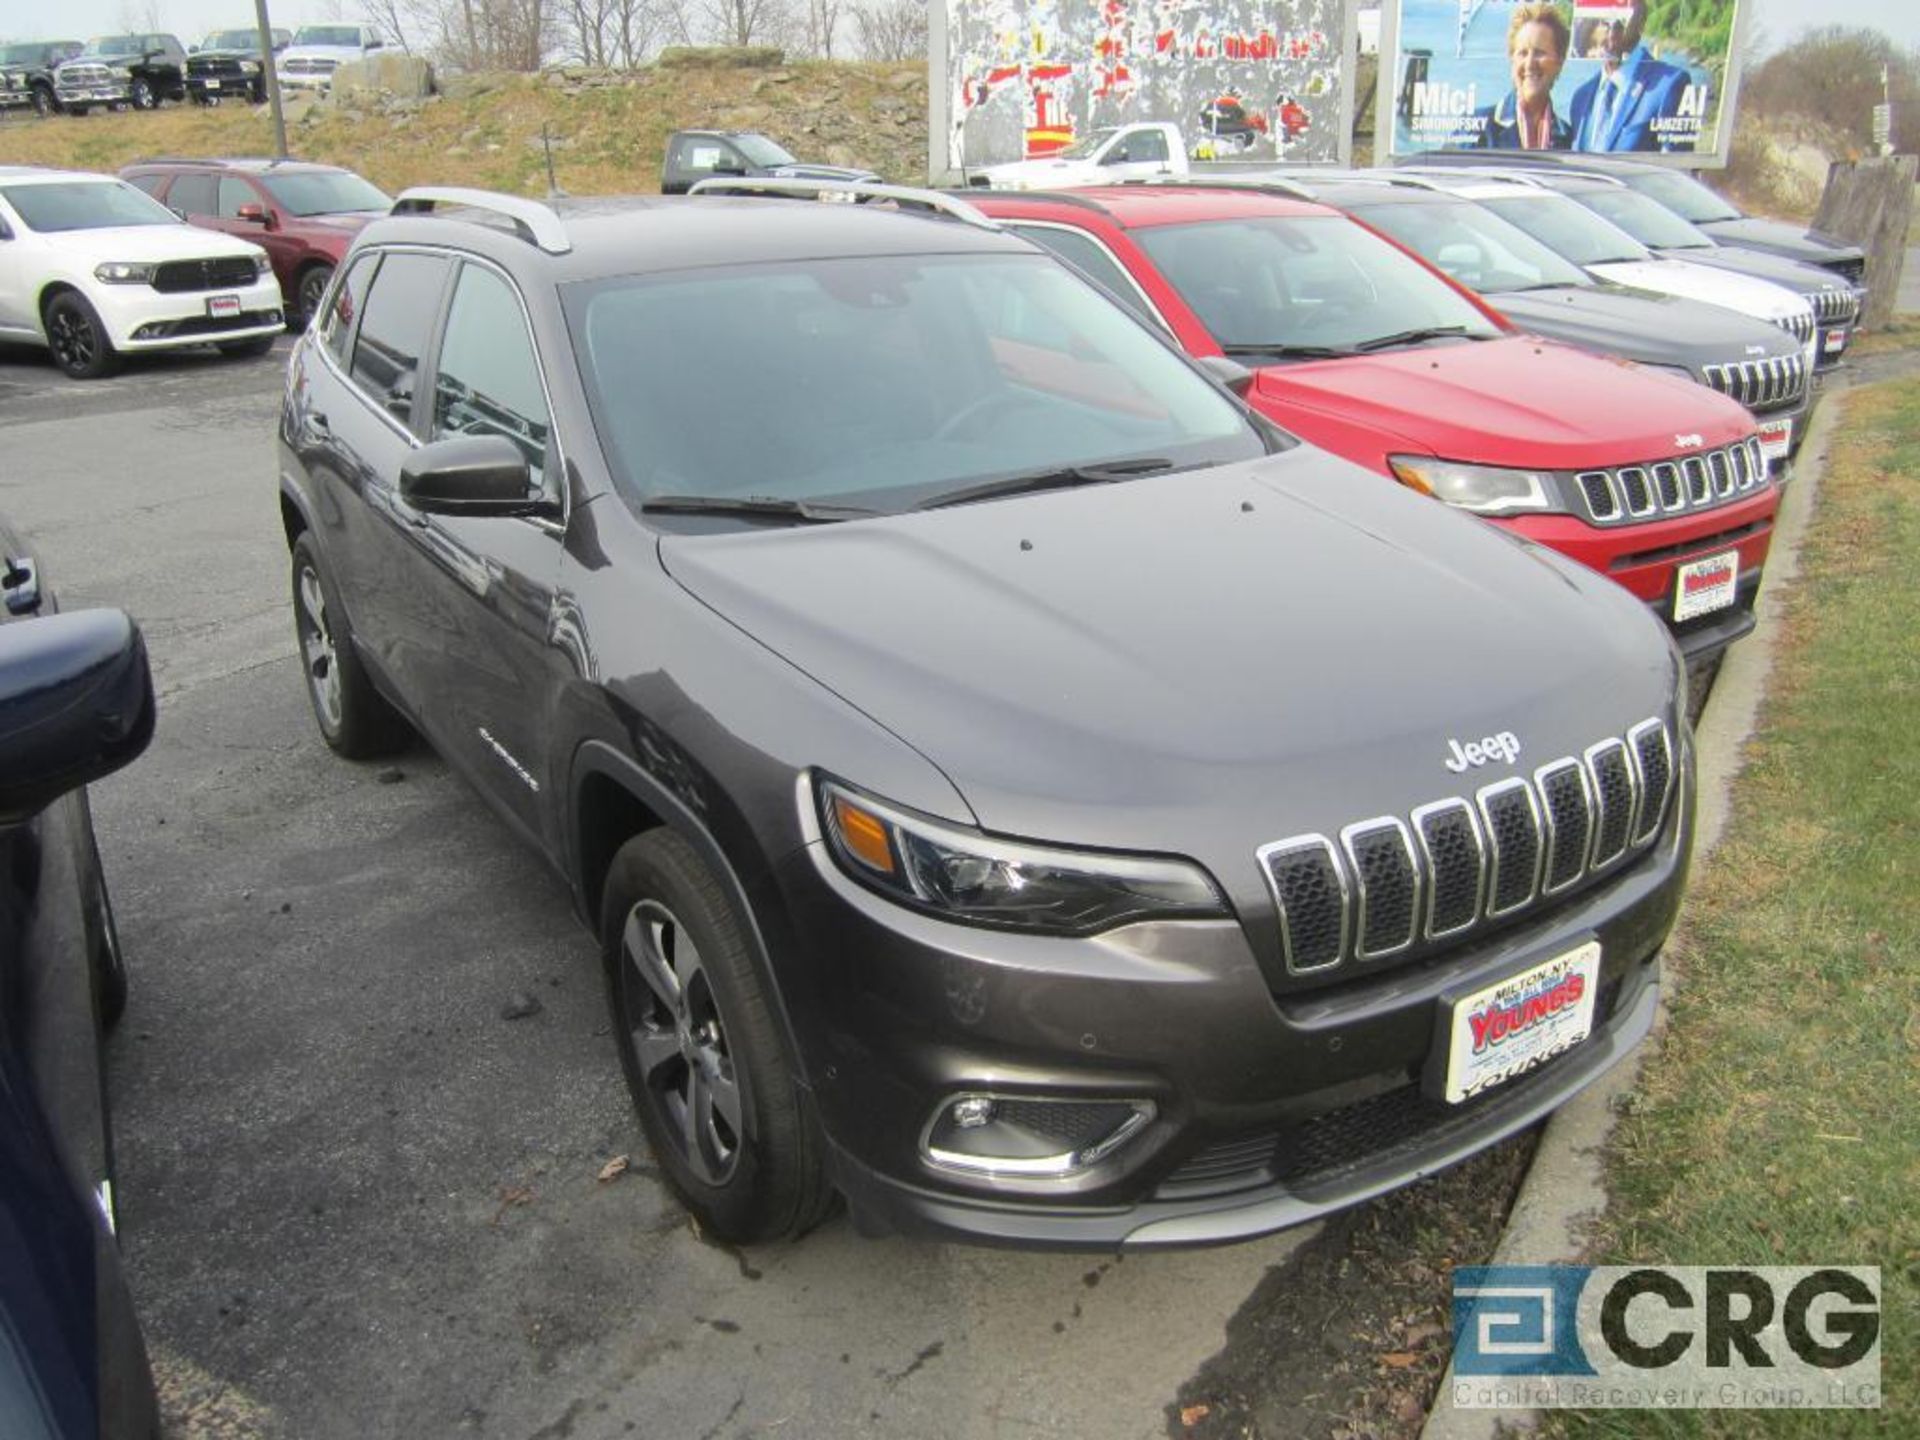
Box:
[53,33,187,113]
[660,129,879,194]
[0,40,82,117]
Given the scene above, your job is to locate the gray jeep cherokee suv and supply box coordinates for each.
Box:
[279,184,1692,1248]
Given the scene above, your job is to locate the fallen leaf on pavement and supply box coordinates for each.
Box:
[598,1155,630,1183]
[1380,1351,1418,1368]
[1179,1403,1211,1427]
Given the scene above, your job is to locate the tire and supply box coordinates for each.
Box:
[31,86,55,118]
[601,829,833,1243]
[129,77,155,110]
[296,264,335,330]
[218,335,277,359]
[289,533,409,758]
[1685,650,1722,727]
[43,292,120,380]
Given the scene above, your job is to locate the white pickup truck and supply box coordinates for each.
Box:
[968,121,1193,190]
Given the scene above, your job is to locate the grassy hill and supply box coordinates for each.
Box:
[0,54,931,197]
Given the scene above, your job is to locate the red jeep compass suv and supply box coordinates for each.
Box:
[121,157,389,327]
[967,186,1776,671]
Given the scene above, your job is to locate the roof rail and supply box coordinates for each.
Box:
[686,176,999,232]
[1373,168,1536,193]
[1116,174,1315,200]
[390,186,572,255]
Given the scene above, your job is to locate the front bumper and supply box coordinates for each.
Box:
[55,82,131,106]
[86,276,286,350]
[766,748,1691,1248]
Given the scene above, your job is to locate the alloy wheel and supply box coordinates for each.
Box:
[47,307,96,373]
[295,563,341,730]
[619,899,742,1185]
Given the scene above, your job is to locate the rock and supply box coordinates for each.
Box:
[656,45,785,70]
[332,52,434,101]
[500,991,543,1021]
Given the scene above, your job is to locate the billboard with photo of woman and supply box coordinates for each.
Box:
[1384,0,1749,164]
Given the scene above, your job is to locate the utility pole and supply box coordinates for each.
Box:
[255,0,289,159]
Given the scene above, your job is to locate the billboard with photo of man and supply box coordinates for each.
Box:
[1382,0,1750,165]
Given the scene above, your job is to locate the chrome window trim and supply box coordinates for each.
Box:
[1476,776,1542,919]
[1001,218,1176,336]
[1340,817,1421,961]
[1411,797,1485,942]
[1533,757,1595,895]
[1256,834,1350,974]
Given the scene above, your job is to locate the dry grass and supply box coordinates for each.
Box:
[0,58,930,197]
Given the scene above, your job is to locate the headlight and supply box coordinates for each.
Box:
[108,64,132,77]
[251,252,273,278]
[1386,455,1561,515]
[816,778,1227,934]
[94,261,156,284]
[240,59,260,73]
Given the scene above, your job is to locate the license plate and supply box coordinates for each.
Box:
[1440,941,1600,1104]
[1758,417,1792,462]
[205,79,221,90]
[1674,548,1739,622]
[1823,328,1848,355]
[207,294,242,319]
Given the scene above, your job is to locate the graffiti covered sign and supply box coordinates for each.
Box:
[930,0,1357,177]
[1384,0,1752,165]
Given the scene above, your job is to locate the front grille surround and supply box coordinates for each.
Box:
[1810,289,1860,325]
[152,256,261,293]
[1572,438,1768,526]
[1780,308,1815,344]
[1261,719,1677,978]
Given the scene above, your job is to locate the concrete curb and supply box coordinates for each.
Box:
[1416,388,1847,1440]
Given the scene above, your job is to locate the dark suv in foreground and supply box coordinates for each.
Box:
[280,183,1692,1247]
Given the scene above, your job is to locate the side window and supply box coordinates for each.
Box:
[217,177,257,219]
[1011,225,1161,328]
[169,174,216,216]
[677,139,724,175]
[1133,130,1170,163]
[349,251,451,422]
[322,252,377,366]
[431,263,551,482]
[124,174,166,198]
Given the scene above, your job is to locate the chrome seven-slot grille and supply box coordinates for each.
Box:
[1575,436,1767,526]
[1780,308,1815,344]
[1810,289,1860,326]
[1259,719,1674,977]
[1702,353,1806,413]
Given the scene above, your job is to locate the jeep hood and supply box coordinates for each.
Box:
[657,451,1676,852]
[1248,336,1752,472]
[1586,257,1810,323]
[1697,216,1864,266]
[1495,285,1803,366]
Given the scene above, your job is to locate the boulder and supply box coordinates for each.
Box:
[331,53,434,101]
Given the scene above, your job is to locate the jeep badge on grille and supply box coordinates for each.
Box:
[1445,732,1522,773]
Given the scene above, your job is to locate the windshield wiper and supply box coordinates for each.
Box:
[1221,342,1356,360]
[914,458,1174,511]
[1350,325,1485,353]
[640,494,879,523]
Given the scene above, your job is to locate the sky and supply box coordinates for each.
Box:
[10,0,1920,56]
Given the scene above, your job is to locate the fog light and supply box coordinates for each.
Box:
[951,1097,995,1129]
[133,324,163,340]
[922,1094,1155,1178]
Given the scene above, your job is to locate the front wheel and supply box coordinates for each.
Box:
[44,292,120,380]
[602,830,833,1243]
[31,86,56,118]
[129,78,155,109]
[289,534,409,758]
[296,264,335,329]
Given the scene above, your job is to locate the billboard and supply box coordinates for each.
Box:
[1382,0,1752,165]
[929,0,1359,181]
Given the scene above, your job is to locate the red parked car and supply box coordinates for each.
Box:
[968,186,1775,669]
[120,157,389,326]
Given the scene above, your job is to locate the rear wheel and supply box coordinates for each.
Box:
[129,77,156,109]
[44,292,120,380]
[602,830,833,1243]
[290,533,409,758]
[296,264,335,329]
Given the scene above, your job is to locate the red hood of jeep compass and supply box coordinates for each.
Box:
[1250,336,1754,475]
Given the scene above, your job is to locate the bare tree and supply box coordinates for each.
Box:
[560,0,659,64]
[363,0,419,53]
[850,0,924,61]
[801,0,843,58]
[698,0,794,47]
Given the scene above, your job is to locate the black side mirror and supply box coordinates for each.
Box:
[0,609,155,825]
[400,435,543,517]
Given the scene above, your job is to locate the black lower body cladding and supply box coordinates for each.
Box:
[753,748,1694,1248]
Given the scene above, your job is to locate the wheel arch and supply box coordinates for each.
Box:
[36,280,81,333]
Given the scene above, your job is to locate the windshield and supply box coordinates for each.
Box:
[262,171,390,215]
[570,253,1265,513]
[86,35,146,56]
[1480,193,1651,267]
[1623,169,1741,224]
[201,29,262,50]
[1,180,179,232]
[0,43,58,64]
[292,26,364,46]
[732,134,797,167]
[1057,129,1118,160]
[1573,187,1715,250]
[1133,214,1502,353]
[1351,199,1590,294]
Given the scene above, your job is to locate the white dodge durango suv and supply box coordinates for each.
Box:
[0,166,285,379]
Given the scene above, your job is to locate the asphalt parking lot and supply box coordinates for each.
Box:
[0,339,1327,1440]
